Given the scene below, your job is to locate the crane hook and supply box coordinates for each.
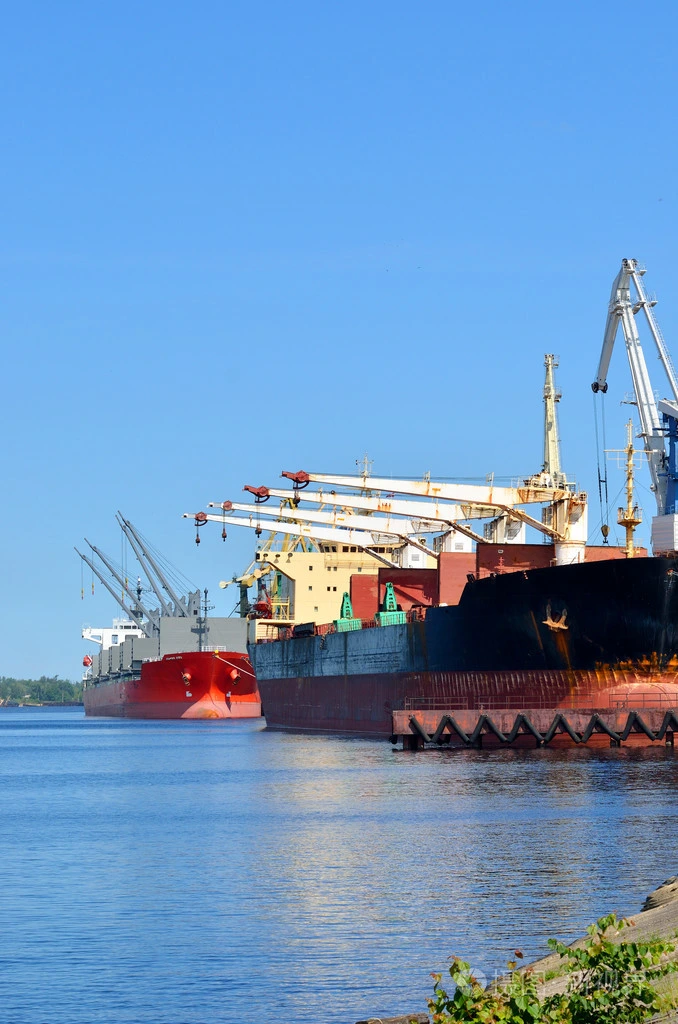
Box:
[194,511,207,545]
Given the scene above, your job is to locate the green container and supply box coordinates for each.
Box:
[334,618,363,632]
[375,611,407,626]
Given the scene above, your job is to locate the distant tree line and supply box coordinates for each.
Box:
[0,676,83,704]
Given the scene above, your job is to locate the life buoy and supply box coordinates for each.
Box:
[82,655,93,667]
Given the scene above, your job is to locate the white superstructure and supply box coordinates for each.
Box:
[82,619,145,652]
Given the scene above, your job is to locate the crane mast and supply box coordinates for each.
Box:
[543,355,567,489]
[526,354,571,492]
[592,258,678,553]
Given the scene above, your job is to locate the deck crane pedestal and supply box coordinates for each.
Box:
[592,258,678,554]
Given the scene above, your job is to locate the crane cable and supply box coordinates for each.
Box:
[593,391,610,543]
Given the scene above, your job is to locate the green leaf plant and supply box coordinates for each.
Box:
[426,914,678,1024]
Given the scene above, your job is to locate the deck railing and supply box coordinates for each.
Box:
[255,605,427,643]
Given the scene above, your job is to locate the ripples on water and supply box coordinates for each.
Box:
[0,709,677,1023]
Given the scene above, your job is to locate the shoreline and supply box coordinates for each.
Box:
[357,877,678,1024]
[0,701,83,708]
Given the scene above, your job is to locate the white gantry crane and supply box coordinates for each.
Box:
[592,258,678,554]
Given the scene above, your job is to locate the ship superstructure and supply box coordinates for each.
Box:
[82,618,145,651]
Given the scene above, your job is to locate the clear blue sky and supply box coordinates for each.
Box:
[2,1,677,678]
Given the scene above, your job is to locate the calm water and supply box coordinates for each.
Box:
[1,709,677,1023]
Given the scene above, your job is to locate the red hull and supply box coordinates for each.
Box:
[255,667,678,738]
[83,650,261,719]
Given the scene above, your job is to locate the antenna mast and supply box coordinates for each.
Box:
[616,420,643,558]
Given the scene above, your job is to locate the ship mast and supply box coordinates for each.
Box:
[191,588,212,651]
[527,354,571,491]
[616,419,643,557]
[543,355,567,489]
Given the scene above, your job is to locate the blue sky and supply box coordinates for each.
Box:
[2,1,677,678]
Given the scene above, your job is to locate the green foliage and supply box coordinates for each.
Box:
[0,675,82,704]
[545,913,677,1024]
[427,914,678,1024]
[427,954,544,1024]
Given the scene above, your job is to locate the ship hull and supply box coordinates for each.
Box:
[254,667,678,737]
[250,557,678,737]
[83,650,261,720]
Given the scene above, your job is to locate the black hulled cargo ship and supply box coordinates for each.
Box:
[249,555,678,738]
[189,261,678,747]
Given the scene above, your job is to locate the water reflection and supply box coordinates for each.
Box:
[0,710,676,1023]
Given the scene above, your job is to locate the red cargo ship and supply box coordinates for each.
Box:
[82,648,259,719]
[78,514,261,720]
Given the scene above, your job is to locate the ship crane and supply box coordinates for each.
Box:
[116,513,194,617]
[236,487,488,543]
[207,499,455,551]
[76,514,203,634]
[218,566,274,618]
[75,543,157,637]
[279,469,588,565]
[592,258,678,553]
[186,356,584,563]
[183,511,427,568]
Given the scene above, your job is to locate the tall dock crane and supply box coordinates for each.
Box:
[592,258,678,553]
